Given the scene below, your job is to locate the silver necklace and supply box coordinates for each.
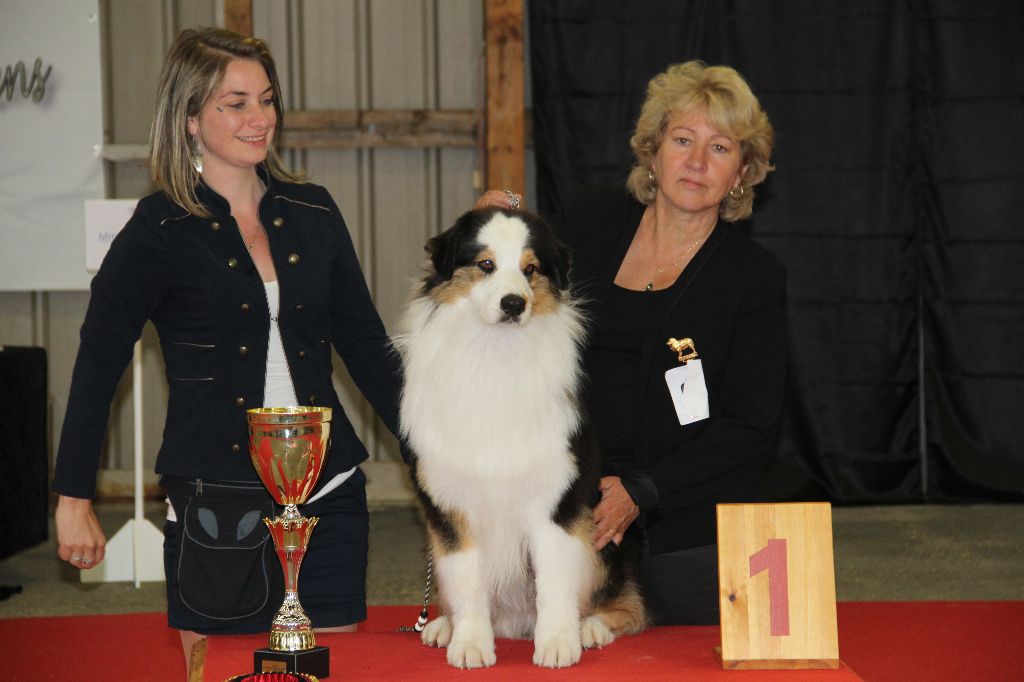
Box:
[645,233,708,291]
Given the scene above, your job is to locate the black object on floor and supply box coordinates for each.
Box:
[0,584,24,601]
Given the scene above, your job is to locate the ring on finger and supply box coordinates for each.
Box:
[503,189,520,211]
[70,555,82,561]
[81,559,94,565]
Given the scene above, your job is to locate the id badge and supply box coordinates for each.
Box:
[664,359,709,426]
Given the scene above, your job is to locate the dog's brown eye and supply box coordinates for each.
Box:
[478,259,495,273]
[523,264,537,276]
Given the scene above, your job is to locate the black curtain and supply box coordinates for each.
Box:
[529,0,1024,503]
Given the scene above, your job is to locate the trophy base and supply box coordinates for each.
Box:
[254,645,330,678]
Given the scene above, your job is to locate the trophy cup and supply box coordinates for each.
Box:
[247,406,332,678]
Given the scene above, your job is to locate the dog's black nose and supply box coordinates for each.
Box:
[500,294,526,317]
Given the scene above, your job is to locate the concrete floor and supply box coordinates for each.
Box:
[1,501,1022,620]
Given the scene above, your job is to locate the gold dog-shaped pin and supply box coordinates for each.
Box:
[666,337,698,363]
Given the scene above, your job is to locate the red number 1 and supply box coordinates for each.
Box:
[749,538,790,636]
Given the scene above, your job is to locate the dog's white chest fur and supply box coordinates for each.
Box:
[399,297,584,514]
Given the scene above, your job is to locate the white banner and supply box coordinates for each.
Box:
[0,0,105,291]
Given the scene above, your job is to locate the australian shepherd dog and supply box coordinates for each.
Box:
[395,207,647,669]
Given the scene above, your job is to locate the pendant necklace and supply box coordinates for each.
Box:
[239,225,261,251]
[241,181,268,253]
[645,230,710,292]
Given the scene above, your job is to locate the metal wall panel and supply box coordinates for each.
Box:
[0,294,36,346]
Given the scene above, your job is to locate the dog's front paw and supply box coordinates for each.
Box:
[533,631,583,668]
[447,637,497,669]
[581,615,615,648]
[421,615,452,648]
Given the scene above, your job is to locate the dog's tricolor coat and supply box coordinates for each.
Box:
[395,208,646,669]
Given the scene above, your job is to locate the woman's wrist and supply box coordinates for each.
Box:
[619,471,659,510]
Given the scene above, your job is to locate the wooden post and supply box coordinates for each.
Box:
[224,0,254,37]
[715,502,840,669]
[484,0,525,196]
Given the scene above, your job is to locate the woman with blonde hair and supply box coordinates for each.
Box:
[480,60,785,624]
[52,27,403,671]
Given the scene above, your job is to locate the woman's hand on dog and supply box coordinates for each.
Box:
[593,476,639,550]
[475,189,523,211]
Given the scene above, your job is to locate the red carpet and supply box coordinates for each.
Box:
[2,602,1021,681]
[837,601,1024,681]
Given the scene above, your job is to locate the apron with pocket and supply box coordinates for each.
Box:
[166,478,281,622]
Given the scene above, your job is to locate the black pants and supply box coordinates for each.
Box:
[640,542,720,625]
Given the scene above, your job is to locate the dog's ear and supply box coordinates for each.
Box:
[426,227,459,280]
[527,213,574,291]
[553,240,573,291]
[427,209,493,280]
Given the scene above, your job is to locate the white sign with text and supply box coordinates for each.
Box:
[0,0,104,291]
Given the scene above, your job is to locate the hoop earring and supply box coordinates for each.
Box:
[729,185,745,200]
[191,135,203,174]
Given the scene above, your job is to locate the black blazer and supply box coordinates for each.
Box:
[557,185,787,552]
[52,171,403,500]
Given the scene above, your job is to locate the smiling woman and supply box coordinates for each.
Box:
[51,27,405,678]
[188,59,277,178]
[149,29,299,222]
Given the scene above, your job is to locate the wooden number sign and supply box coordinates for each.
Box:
[715,502,839,669]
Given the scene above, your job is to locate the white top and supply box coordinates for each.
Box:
[263,281,352,504]
[262,281,299,407]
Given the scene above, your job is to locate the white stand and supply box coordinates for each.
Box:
[82,341,165,585]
